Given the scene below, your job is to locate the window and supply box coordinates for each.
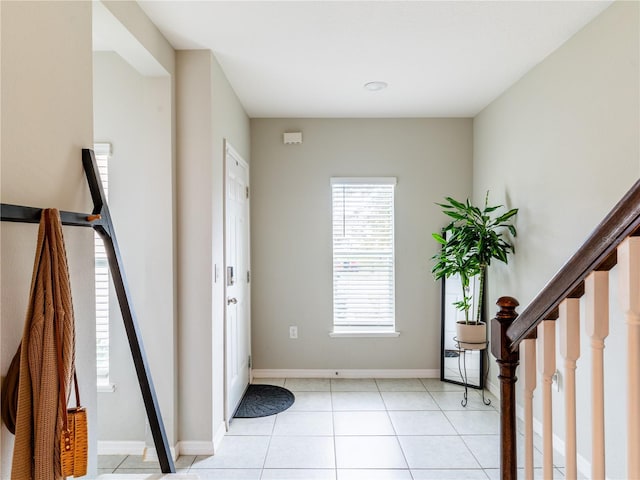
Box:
[94,143,111,387]
[331,177,397,335]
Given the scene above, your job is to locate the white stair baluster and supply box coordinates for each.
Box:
[559,298,580,480]
[584,270,609,480]
[537,319,556,479]
[523,335,537,480]
[618,237,640,480]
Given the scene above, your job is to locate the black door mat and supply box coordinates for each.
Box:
[234,384,295,418]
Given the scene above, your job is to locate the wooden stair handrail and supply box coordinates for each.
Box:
[507,179,640,350]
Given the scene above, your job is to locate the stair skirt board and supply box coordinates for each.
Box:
[252,368,440,379]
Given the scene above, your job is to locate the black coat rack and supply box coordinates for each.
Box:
[0,149,175,474]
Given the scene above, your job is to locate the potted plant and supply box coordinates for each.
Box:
[432,192,518,348]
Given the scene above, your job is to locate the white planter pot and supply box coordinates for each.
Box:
[455,321,487,350]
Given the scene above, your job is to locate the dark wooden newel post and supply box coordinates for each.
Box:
[491,296,520,480]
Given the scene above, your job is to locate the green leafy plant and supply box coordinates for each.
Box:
[432,192,518,324]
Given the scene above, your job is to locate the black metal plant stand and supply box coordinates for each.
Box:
[0,149,175,474]
[453,337,492,408]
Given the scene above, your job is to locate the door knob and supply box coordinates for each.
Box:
[227,297,238,305]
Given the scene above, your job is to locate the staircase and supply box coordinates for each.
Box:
[493,179,640,479]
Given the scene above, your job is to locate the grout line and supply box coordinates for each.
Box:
[384,396,413,477]
[116,454,128,471]
[330,391,338,478]
[258,409,278,477]
[459,435,487,471]
[260,379,282,478]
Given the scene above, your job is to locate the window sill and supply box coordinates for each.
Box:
[329,330,400,338]
[98,383,116,393]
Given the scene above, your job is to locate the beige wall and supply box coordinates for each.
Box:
[93,51,175,447]
[250,118,472,371]
[474,1,639,311]
[474,2,639,477]
[176,50,250,451]
[176,49,215,448]
[0,1,97,476]
[101,1,254,456]
[211,53,251,444]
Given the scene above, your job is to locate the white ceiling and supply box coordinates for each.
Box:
[137,1,613,118]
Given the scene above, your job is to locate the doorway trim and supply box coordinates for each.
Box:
[223,139,251,426]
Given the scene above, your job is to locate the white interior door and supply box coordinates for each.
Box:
[225,142,251,420]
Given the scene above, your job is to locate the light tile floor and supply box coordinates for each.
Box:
[98,378,565,480]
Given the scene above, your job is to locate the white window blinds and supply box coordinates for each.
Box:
[94,143,110,385]
[331,177,396,330]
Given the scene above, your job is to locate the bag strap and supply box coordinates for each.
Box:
[72,372,80,408]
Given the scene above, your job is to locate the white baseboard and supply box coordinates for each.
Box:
[251,369,440,379]
[98,475,198,479]
[97,441,179,461]
[98,441,146,456]
[174,423,223,457]
[214,421,227,453]
[176,441,215,456]
[142,445,178,462]
[99,439,217,458]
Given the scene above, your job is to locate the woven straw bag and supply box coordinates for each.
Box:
[55,320,87,477]
[59,375,88,478]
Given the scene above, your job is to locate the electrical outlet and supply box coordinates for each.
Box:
[289,326,298,339]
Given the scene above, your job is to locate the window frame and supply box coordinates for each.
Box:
[94,142,115,391]
[329,177,399,337]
